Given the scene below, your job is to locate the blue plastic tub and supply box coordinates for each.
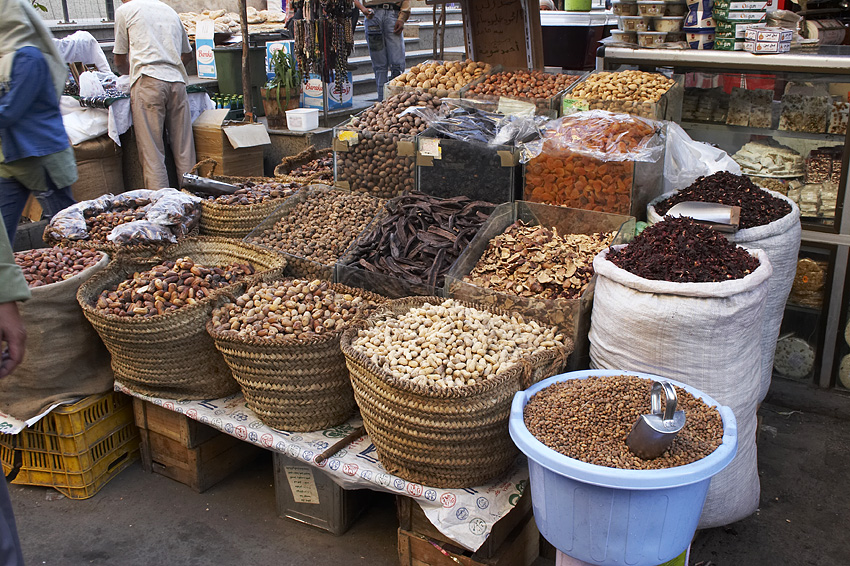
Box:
[509,370,737,566]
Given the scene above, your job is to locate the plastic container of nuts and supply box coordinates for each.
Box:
[618,15,650,31]
[562,69,685,122]
[459,67,587,118]
[510,369,737,566]
[445,201,635,370]
[612,0,639,15]
[636,0,667,16]
[384,59,493,99]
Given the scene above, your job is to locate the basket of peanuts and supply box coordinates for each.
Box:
[522,110,665,217]
[207,275,386,431]
[76,237,286,399]
[340,296,572,488]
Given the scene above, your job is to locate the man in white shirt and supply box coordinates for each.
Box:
[113,0,195,189]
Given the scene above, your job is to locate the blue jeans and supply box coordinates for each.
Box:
[0,176,76,246]
[364,8,406,100]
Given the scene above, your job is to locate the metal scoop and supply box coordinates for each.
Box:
[666,201,741,234]
[626,381,686,460]
[181,173,240,196]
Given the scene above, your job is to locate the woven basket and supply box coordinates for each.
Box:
[272,146,334,185]
[76,238,286,400]
[188,158,303,239]
[46,221,200,259]
[208,277,386,431]
[340,296,571,488]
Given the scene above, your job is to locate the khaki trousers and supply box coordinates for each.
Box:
[130,75,196,189]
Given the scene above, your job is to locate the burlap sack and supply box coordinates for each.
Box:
[0,253,113,420]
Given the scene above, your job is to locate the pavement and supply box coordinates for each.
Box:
[7,378,850,566]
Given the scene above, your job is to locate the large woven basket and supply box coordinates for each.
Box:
[76,238,286,400]
[207,278,385,431]
[188,158,303,239]
[339,296,571,488]
[272,145,334,185]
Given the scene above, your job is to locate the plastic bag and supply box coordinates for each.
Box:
[73,194,115,217]
[107,221,177,245]
[407,100,545,146]
[520,110,665,164]
[44,208,88,241]
[146,188,202,231]
[112,189,156,209]
[78,71,106,98]
[663,122,741,192]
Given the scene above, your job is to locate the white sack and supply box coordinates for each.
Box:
[589,245,772,529]
[78,71,105,97]
[60,96,108,145]
[53,30,111,72]
[648,189,801,402]
[663,122,741,193]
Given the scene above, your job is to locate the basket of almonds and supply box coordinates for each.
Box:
[340,297,572,488]
[186,158,303,239]
[207,277,385,431]
[76,237,286,400]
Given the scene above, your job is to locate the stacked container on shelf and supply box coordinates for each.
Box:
[614,0,687,48]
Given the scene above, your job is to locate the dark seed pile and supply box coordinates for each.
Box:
[654,171,791,229]
[524,375,724,469]
[608,217,760,283]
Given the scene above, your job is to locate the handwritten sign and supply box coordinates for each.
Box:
[463,0,542,68]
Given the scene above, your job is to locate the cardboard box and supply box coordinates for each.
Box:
[715,37,746,50]
[192,109,270,177]
[716,19,765,38]
[744,39,791,53]
[744,26,793,43]
[714,0,773,10]
[714,10,767,21]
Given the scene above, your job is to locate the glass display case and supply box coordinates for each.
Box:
[597,47,850,392]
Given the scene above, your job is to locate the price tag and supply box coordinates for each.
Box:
[562,97,590,115]
[285,466,320,504]
[497,97,536,117]
[338,130,359,145]
[419,138,441,158]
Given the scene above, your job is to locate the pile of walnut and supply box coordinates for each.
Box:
[465,222,614,300]
[15,248,103,287]
[203,181,301,206]
[211,279,381,341]
[388,61,492,97]
[352,299,565,389]
[94,257,254,317]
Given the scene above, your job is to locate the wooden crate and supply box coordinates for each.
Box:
[398,512,539,566]
[397,491,532,559]
[133,399,263,492]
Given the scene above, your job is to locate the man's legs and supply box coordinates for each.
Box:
[35,177,76,220]
[0,480,24,566]
[384,12,405,83]
[130,75,169,189]
[0,177,33,246]
[164,81,196,186]
[365,10,389,100]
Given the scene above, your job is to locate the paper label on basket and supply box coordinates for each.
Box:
[497,97,536,117]
[285,466,321,504]
[420,138,441,158]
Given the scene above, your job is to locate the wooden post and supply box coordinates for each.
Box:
[240,0,254,122]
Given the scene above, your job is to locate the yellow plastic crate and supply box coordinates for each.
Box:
[0,391,140,499]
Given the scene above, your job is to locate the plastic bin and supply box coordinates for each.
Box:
[460,69,587,118]
[509,370,738,566]
[445,202,634,369]
[213,46,267,116]
[562,71,684,122]
[285,108,319,132]
[333,123,417,199]
[0,391,140,499]
[415,126,520,203]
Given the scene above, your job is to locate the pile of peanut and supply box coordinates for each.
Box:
[15,248,103,287]
[211,279,381,341]
[351,299,565,389]
[94,257,255,317]
[389,60,492,97]
[567,71,676,117]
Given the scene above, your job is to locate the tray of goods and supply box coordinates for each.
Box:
[340,296,571,487]
[649,171,793,229]
[207,277,385,431]
[273,145,334,184]
[787,257,828,309]
[828,97,849,135]
[76,238,286,400]
[460,69,585,117]
[446,202,634,370]
[561,70,684,121]
[415,102,541,203]
[44,189,202,256]
[726,87,774,129]
[337,193,496,298]
[15,247,106,288]
[779,83,830,134]
[187,158,303,239]
[245,185,386,281]
[385,60,492,99]
[682,87,730,124]
[334,92,442,198]
[731,139,804,178]
[522,110,665,217]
